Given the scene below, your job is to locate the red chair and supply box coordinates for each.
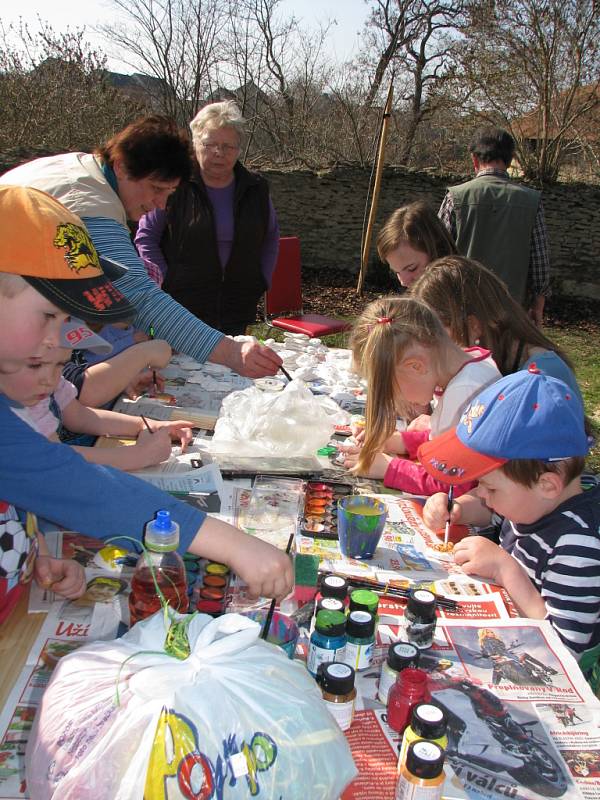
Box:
[264,236,352,338]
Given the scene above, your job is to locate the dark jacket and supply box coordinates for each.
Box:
[161,161,270,335]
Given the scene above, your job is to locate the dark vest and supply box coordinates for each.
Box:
[161,162,270,334]
[449,174,540,303]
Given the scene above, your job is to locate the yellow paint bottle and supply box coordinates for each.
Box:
[395,740,445,800]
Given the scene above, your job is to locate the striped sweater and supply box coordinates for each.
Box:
[500,483,600,658]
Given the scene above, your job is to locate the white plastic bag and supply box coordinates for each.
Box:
[26,612,356,799]
[211,379,349,457]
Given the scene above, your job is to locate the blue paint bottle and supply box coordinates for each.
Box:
[307,609,347,677]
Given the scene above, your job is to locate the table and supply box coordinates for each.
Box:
[0,590,44,711]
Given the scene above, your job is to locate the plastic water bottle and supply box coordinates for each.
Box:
[129,510,189,626]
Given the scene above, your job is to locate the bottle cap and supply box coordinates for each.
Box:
[387,641,420,672]
[411,703,447,740]
[407,588,437,620]
[346,610,375,638]
[145,510,180,552]
[317,662,356,696]
[405,740,445,779]
[349,588,379,615]
[314,609,347,638]
[317,597,345,614]
[321,574,348,601]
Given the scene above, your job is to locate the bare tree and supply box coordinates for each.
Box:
[458,0,600,184]
[0,21,141,155]
[98,0,228,124]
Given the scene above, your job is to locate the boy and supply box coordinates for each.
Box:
[418,367,600,677]
[0,185,292,624]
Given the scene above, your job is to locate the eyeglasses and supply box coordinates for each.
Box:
[199,141,240,155]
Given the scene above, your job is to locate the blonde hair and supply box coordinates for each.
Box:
[350,296,449,472]
[189,101,245,148]
[377,201,457,263]
[411,256,573,375]
[0,272,28,298]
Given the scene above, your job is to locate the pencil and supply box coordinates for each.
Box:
[261,532,295,640]
[140,415,154,434]
[443,485,455,546]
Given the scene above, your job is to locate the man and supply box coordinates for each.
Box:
[438,127,550,326]
[0,116,282,378]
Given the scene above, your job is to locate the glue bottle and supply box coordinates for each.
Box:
[129,510,188,626]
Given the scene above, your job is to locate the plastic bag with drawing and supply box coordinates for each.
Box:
[25,611,357,799]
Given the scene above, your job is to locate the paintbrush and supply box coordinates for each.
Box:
[149,324,158,395]
[140,414,154,434]
[444,485,455,547]
[261,532,295,640]
[279,364,293,382]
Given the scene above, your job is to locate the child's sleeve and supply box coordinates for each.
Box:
[401,429,430,460]
[383,457,476,497]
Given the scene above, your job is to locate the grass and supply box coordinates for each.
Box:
[249,322,600,476]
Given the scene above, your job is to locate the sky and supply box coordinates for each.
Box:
[3,0,371,74]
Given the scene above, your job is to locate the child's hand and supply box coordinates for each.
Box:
[229,537,293,600]
[348,452,393,479]
[383,430,408,454]
[125,369,165,399]
[34,557,86,599]
[144,339,172,368]
[135,428,173,466]
[150,419,195,451]
[406,414,431,432]
[453,536,510,583]
[423,492,462,530]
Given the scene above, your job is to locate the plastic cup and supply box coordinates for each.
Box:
[337,496,388,559]
[243,610,300,659]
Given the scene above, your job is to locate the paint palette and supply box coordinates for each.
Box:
[300,481,354,540]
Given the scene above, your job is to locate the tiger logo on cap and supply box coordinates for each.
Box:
[53,223,102,274]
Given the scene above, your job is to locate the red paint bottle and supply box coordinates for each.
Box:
[387,667,430,734]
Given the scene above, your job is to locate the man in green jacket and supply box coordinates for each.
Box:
[439,127,550,326]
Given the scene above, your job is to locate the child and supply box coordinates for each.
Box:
[7,323,194,472]
[342,296,501,496]
[418,368,600,675]
[411,255,582,401]
[0,185,293,625]
[377,201,457,288]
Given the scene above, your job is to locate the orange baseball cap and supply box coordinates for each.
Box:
[0,185,134,323]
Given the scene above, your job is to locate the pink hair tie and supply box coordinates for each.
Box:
[376,316,392,325]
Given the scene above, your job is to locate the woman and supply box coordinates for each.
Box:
[0,116,281,379]
[136,101,280,336]
[410,255,582,401]
[377,201,457,288]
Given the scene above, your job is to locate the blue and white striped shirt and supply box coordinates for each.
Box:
[500,484,600,658]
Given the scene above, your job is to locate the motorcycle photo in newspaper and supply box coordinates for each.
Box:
[429,673,568,798]
[477,628,559,686]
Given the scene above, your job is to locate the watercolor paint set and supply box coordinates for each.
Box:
[301,480,354,540]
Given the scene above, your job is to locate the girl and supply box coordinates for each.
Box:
[343,296,501,495]
[7,346,194,472]
[377,201,457,288]
[410,256,582,402]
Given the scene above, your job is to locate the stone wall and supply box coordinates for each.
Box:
[265,166,600,299]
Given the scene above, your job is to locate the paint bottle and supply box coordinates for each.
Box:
[317,662,357,731]
[349,588,379,616]
[405,589,437,649]
[395,740,445,800]
[387,667,430,734]
[307,609,347,677]
[129,510,188,626]
[316,574,349,607]
[378,641,420,704]
[397,703,448,773]
[316,596,346,615]
[342,610,375,671]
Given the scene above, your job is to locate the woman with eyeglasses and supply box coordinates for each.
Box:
[135,101,280,335]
